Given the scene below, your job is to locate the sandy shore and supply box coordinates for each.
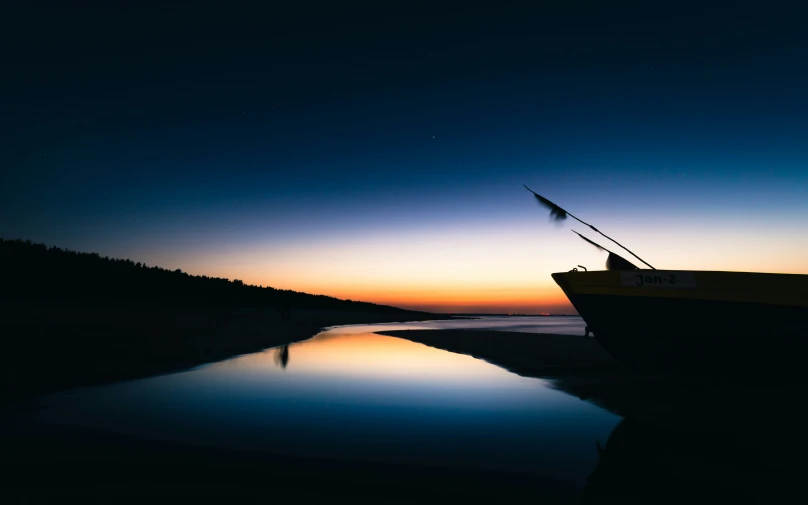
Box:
[376,329,622,377]
[1,301,450,401]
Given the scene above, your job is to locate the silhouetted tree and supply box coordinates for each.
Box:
[0,237,420,314]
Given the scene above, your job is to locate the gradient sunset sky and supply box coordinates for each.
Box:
[3,2,807,313]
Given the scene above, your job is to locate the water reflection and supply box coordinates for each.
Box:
[4,316,803,503]
[404,329,808,504]
[579,418,800,504]
[3,319,620,502]
[548,376,807,504]
[274,344,290,368]
[17,314,800,503]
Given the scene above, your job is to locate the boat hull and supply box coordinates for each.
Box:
[552,270,808,374]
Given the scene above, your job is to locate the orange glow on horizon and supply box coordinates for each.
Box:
[143,217,807,314]
[233,279,575,313]
[326,290,573,314]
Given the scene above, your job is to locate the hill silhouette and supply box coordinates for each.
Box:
[0,238,408,312]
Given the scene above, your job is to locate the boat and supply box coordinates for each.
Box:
[552,269,808,373]
[524,185,808,374]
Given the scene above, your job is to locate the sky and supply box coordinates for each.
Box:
[2,2,807,313]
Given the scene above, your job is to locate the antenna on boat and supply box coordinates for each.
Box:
[523,185,656,270]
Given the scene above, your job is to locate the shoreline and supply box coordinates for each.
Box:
[374,329,808,432]
[375,329,622,378]
[1,301,451,403]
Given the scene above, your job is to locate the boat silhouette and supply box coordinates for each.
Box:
[526,186,808,374]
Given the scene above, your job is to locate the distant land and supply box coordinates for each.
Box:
[0,238,451,401]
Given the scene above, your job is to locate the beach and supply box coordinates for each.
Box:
[376,328,622,377]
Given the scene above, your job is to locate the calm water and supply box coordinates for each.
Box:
[9,315,797,502]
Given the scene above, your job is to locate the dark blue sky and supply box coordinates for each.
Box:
[2,2,807,310]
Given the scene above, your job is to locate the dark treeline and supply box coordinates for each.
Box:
[0,238,409,312]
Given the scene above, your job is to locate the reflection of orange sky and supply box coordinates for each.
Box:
[219,329,533,384]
